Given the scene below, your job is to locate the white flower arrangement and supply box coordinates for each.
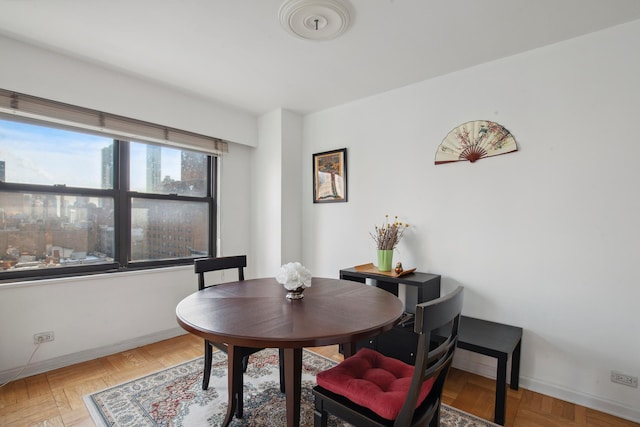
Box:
[275,262,312,291]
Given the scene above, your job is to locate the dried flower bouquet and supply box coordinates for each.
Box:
[370,215,409,250]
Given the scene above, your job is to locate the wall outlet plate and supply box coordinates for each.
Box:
[611,371,638,388]
[33,331,54,344]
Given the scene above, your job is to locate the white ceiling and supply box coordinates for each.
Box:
[1,0,640,116]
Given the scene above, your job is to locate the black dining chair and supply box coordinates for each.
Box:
[195,255,283,417]
[312,286,464,427]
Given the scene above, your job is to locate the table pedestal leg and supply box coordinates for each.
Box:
[342,341,356,358]
[221,345,244,427]
[283,347,303,427]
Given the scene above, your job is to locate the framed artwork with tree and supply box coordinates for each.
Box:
[313,148,347,203]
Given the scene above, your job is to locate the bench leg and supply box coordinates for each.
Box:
[495,354,507,425]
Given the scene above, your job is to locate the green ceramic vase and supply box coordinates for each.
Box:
[377,249,393,272]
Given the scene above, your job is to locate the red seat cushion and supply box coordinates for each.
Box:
[316,348,434,420]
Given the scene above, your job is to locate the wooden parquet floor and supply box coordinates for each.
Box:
[0,334,637,427]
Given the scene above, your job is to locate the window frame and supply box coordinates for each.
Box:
[0,116,218,282]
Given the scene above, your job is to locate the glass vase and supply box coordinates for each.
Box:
[377,249,393,272]
[285,286,305,300]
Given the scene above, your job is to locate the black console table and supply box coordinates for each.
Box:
[339,267,441,364]
[339,267,441,309]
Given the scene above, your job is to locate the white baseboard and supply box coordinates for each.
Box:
[452,349,640,424]
[0,327,187,384]
[518,376,640,424]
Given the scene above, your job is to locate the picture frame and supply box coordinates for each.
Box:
[313,148,347,203]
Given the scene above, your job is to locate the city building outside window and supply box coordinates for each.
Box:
[0,117,216,280]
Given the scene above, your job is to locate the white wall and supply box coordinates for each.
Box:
[0,35,258,147]
[253,110,284,277]
[301,20,640,422]
[0,267,193,378]
[0,35,256,380]
[280,109,303,264]
[219,142,255,267]
[252,109,304,277]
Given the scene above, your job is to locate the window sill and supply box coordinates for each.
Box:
[0,264,193,289]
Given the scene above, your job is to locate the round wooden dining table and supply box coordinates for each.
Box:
[176,276,404,427]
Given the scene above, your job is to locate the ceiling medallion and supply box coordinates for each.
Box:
[279,0,352,41]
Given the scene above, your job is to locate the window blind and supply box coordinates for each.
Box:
[0,89,228,155]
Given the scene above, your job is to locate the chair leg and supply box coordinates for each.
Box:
[236,368,244,418]
[313,396,328,427]
[279,348,285,393]
[202,341,212,390]
[429,404,441,427]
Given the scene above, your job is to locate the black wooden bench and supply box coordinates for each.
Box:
[457,315,523,425]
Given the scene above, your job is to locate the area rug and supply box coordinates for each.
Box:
[84,348,498,426]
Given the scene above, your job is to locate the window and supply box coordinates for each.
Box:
[0,116,217,280]
[128,142,211,261]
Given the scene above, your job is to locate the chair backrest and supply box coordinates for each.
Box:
[194,255,247,290]
[394,286,464,426]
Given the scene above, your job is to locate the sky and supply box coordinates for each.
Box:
[0,118,181,189]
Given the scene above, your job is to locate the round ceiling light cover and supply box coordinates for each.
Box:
[279,0,352,41]
[435,120,518,165]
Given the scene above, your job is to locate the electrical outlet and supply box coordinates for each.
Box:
[611,371,638,388]
[33,331,54,344]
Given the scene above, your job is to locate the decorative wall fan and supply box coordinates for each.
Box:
[435,120,517,165]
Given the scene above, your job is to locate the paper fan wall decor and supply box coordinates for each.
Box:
[435,120,517,165]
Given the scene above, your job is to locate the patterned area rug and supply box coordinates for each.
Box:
[84,348,498,426]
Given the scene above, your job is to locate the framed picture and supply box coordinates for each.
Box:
[313,148,347,203]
